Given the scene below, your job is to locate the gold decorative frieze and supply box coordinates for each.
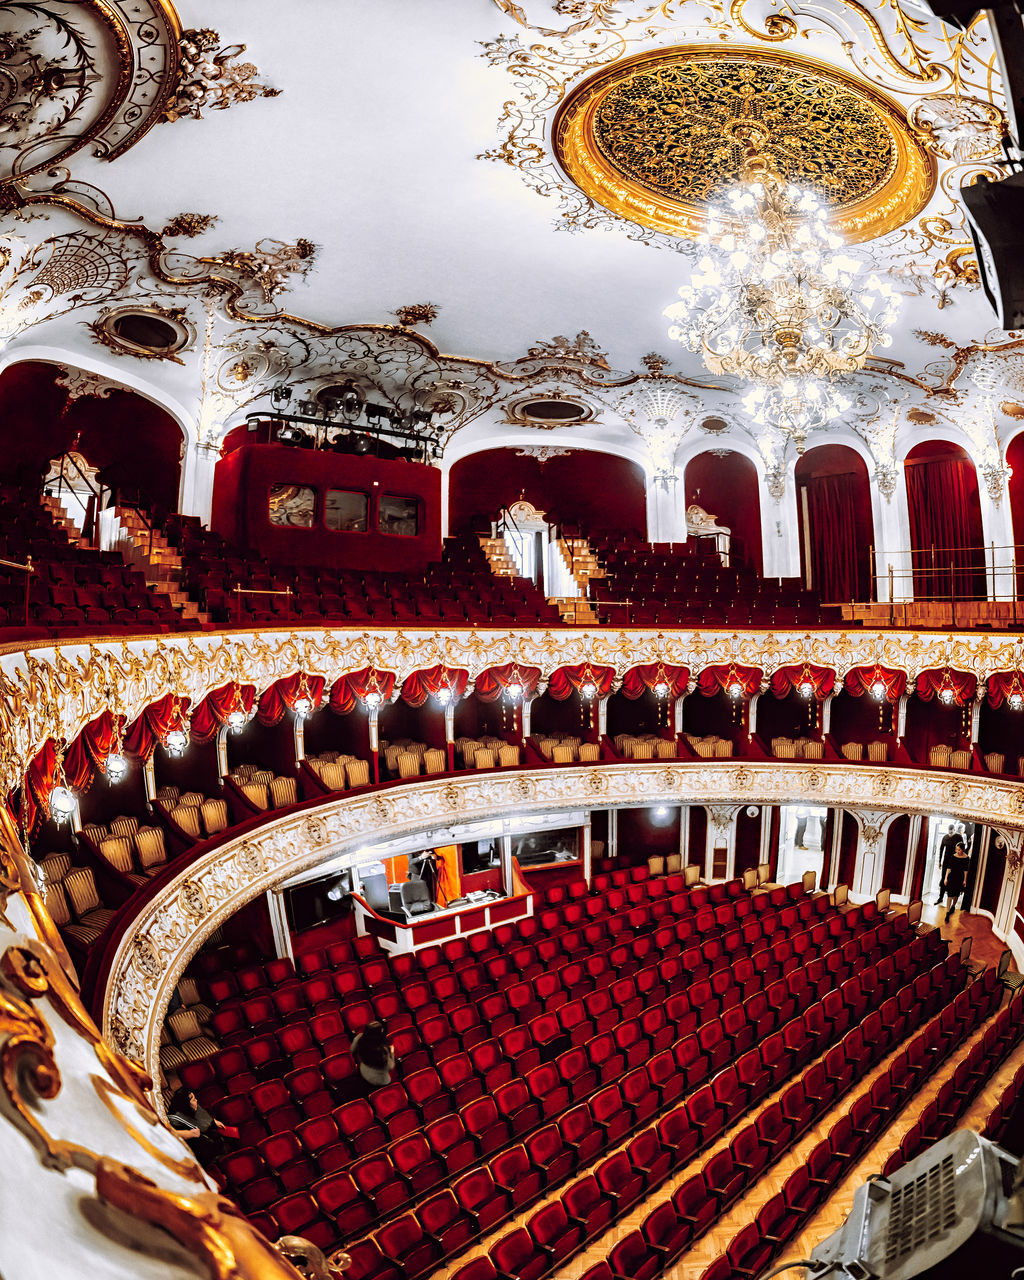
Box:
[6,625,1024,795]
[103,758,1024,1081]
[554,47,936,243]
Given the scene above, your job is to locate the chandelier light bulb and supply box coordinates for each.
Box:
[105,752,128,783]
[581,681,597,700]
[799,681,814,699]
[729,681,743,700]
[654,681,669,698]
[364,690,381,709]
[938,687,955,706]
[49,785,76,820]
[506,682,522,701]
[871,680,886,701]
[1010,692,1024,712]
[228,707,248,729]
[293,697,312,718]
[165,728,188,756]
[435,687,452,706]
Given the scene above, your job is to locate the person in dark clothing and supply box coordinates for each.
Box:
[937,825,966,903]
[943,842,971,923]
[351,1020,396,1089]
[167,1087,234,1163]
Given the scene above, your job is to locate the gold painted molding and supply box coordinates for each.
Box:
[2,624,1023,794]
[103,758,1024,1079]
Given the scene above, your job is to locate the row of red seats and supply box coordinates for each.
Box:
[225,909,918,1254]
[332,927,959,1279]
[981,1032,1024,1144]
[700,969,1011,1280]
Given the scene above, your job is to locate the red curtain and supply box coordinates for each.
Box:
[621,663,690,700]
[23,711,125,836]
[547,663,616,700]
[257,673,327,727]
[401,665,470,709]
[329,668,397,715]
[905,457,984,600]
[803,472,860,602]
[768,663,836,701]
[696,664,763,699]
[914,667,977,706]
[191,683,256,741]
[843,664,907,702]
[987,670,1024,708]
[474,663,542,703]
[124,694,191,761]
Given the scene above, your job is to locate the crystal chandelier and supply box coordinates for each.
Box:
[664,166,898,438]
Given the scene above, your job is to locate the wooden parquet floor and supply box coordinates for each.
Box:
[428,908,1015,1280]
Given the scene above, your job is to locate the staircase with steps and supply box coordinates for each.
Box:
[41,494,93,548]
[481,530,604,625]
[478,534,518,578]
[111,504,209,624]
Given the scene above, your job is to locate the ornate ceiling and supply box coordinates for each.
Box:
[0,0,1020,487]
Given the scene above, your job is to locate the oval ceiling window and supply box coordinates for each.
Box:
[519,399,588,423]
[95,307,193,360]
[700,415,729,433]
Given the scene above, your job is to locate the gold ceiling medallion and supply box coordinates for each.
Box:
[553,47,936,243]
[90,305,195,363]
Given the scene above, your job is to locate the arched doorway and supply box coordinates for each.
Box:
[1006,432,1024,598]
[903,440,985,600]
[794,443,873,601]
[683,450,762,573]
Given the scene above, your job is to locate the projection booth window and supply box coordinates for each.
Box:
[268,483,317,528]
[379,494,419,536]
[325,489,369,532]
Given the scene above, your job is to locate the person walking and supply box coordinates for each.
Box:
[936,824,964,903]
[167,1088,235,1163]
[942,841,971,924]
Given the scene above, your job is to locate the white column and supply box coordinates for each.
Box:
[267,889,294,961]
[979,478,1015,600]
[597,696,608,738]
[902,814,924,900]
[179,439,221,523]
[293,716,306,764]
[761,472,800,579]
[847,809,897,899]
[992,830,1024,966]
[707,804,741,880]
[607,808,618,860]
[646,471,687,543]
[872,474,913,601]
[582,814,592,886]
[680,804,689,864]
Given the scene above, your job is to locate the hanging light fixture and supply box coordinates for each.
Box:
[227,681,250,730]
[1008,672,1024,712]
[653,662,670,700]
[433,667,456,708]
[292,671,313,719]
[580,664,597,701]
[504,664,524,703]
[362,669,382,710]
[49,741,76,822]
[664,152,897,449]
[105,707,128,783]
[163,698,189,757]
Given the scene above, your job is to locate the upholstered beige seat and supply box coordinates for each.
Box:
[175,977,211,1022]
[802,870,817,893]
[82,822,108,844]
[683,864,701,886]
[251,770,274,786]
[694,739,717,759]
[317,750,340,763]
[498,744,520,767]
[655,739,677,759]
[423,747,446,773]
[231,764,255,782]
[99,835,147,885]
[136,826,168,874]
[63,868,115,932]
[346,759,370,787]
[928,744,952,767]
[474,748,495,769]
[41,853,72,884]
[200,798,229,835]
[238,782,269,810]
[460,740,482,767]
[166,1009,218,1060]
[647,855,665,877]
[155,784,180,805]
[950,748,971,770]
[742,867,757,891]
[632,741,655,760]
[772,737,795,758]
[318,761,347,790]
[802,740,824,760]
[867,740,889,762]
[579,742,600,762]
[985,752,1006,773]
[666,854,682,874]
[384,745,403,772]
[45,880,104,946]
[397,751,421,779]
[179,791,205,808]
[170,803,203,837]
[714,739,732,758]
[270,776,298,808]
[841,742,864,761]
[537,738,555,761]
[110,814,139,839]
[552,744,574,764]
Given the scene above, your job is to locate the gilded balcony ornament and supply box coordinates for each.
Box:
[160,28,281,124]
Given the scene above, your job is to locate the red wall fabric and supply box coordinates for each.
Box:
[257,673,326,727]
[768,663,835,700]
[0,361,183,513]
[795,445,872,601]
[621,663,689,700]
[882,814,910,893]
[400,666,470,709]
[1007,433,1024,596]
[191,683,256,741]
[904,443,985,599]
[914,667,977,705]
[329,668,396,715]
[212,443,442,571]
[684,451,762,573]
[474,663,541,703]
[447,448,647,536]
[547,663,616,700]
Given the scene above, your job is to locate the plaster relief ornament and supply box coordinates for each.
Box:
[209,238,319,305]
[178,879,209,921]
[160,29,281,124]
[161,213,220,239]
[393,303,439,327]
[908,95,1005,163]
[238,842,264,876]
[304,816,327,847]
[53,366,118,402]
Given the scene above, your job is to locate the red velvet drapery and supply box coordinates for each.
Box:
[768,663,836,700]
[547,663,616,700]
[914,667,977,706]
[257,673,326,726]
[191,683,257,741]
[905,456,984,600]
[23,709,127,836]
[696,663,763,699]
[843,665,907,702]
[329,668,397,715]
[474,663,542,703]
[803,472,861,602]
[124,694,191,761]
[401,665,470,708]
[986,670,1024,709]
[621,663,690,700]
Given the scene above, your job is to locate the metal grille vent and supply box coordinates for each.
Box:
[884,1153,957,1264]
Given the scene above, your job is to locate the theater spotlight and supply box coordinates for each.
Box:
[962,171,1024,329]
